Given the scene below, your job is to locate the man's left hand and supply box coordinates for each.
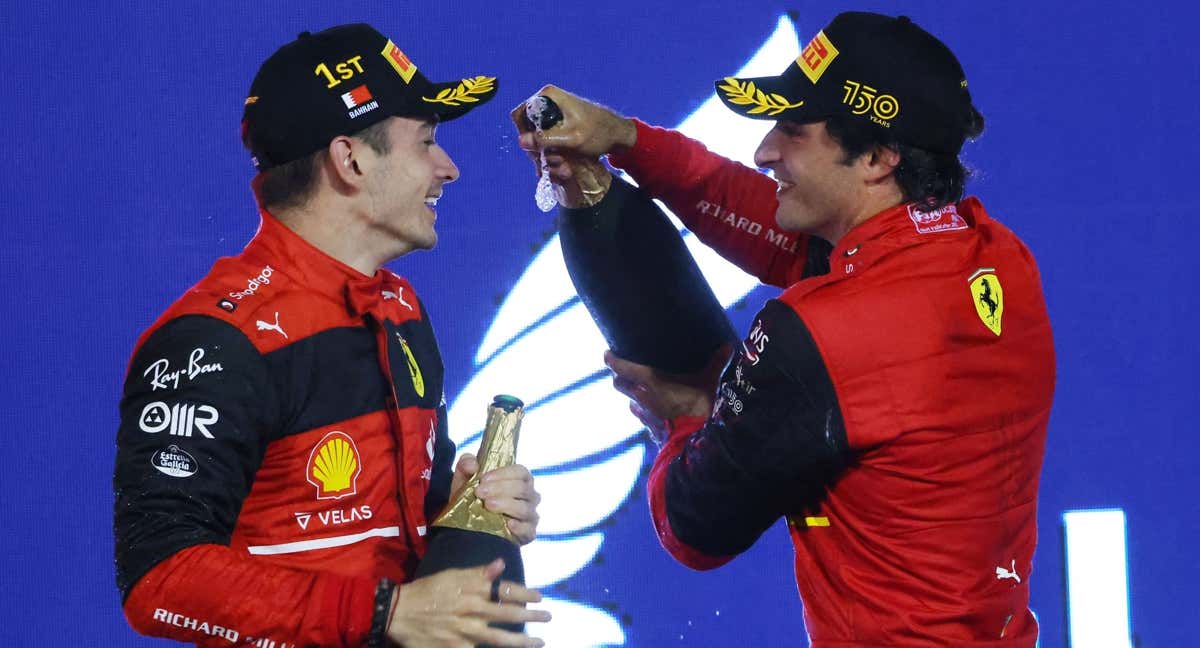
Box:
[451,455,541,545]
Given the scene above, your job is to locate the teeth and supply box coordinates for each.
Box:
[776,180,793,192]
[424,197,439,206]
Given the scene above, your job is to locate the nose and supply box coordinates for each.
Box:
[753,127,782,169]
[437,147,460,183]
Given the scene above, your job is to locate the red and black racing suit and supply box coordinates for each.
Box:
[114,211,454,646]
[609,120,1056,646]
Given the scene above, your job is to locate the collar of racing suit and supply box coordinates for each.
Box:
[828,196,986,272]
[246,209,408,323]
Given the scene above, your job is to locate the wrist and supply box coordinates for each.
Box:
[611,117,638,153]
[367,579,396,648]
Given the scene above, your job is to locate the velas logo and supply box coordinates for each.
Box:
[294,505,373,530]
[797,30,838,84]
[306,431,363,500]
[968,268,1004,336]
[381,39,417,83]
[341,85,373,109]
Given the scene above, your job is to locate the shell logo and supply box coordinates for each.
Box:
[306,431,363,500]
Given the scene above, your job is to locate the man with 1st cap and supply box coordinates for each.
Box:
[114,24,549,647]
[519,11,1054,646]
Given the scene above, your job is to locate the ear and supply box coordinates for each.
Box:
[860,143,901,184]
[327,135,366,188]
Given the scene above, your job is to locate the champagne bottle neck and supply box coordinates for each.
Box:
[476,406,522,473]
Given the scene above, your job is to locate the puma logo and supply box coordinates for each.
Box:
[382,287,413,310]
[996,560,1021,584]
[255,312,288,339]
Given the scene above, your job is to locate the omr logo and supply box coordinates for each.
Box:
[139,401,218,438]
[306,431,362,500]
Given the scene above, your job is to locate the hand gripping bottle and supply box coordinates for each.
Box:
[523,94,736,374]
[414,395,526,633]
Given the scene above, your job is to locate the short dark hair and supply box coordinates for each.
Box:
[248,119,393,212]
[822,106,985,211]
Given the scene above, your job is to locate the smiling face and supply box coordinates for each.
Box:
[753,120,865,243]
[361,116,460,253]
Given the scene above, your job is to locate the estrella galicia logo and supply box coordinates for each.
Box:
[152,445,198,478]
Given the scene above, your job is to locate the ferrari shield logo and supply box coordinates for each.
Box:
[969,269,1004,336]
[395,332,426,398]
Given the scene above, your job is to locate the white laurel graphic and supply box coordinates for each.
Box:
[447,16,800,646]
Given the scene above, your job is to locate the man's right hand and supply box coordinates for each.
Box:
[512,85,637,161]
[386,559,550,647]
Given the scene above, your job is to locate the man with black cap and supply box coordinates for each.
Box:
[114,24,549,647]
[518,11,1054,645]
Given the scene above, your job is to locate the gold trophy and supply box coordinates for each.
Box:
[414,395,526,632]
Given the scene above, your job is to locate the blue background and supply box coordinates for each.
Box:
[2,1,1198,645]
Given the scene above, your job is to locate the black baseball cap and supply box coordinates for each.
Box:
[715,12,973,154]
[242,23,498,170]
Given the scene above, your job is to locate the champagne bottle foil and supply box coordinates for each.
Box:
[430,400,524,542]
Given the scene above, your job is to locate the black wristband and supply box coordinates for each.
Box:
[367,578,395,648]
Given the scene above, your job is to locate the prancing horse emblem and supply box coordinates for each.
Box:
[395,332,426,398]
[969,268,1004,336]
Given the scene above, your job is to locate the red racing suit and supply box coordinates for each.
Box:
[113,211,456,647]
[609,120,1055,646]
